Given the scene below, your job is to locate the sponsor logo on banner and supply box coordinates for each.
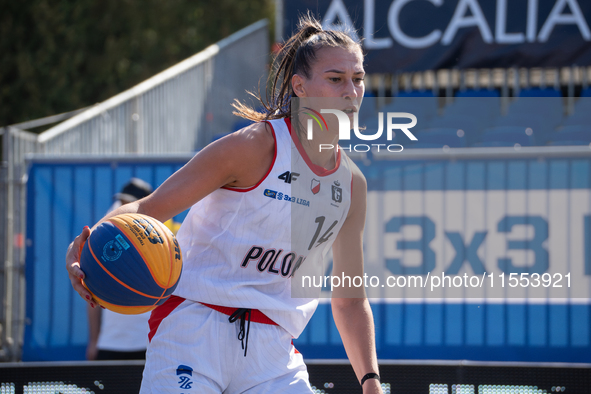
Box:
[288,0,591,72]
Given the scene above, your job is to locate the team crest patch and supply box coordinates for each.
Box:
[332,184,342,203]
[311,179,320,194]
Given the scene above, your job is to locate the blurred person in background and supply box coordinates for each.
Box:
[86,177,153,360]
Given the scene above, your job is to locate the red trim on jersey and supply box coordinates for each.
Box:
[291,340,300,354]
[285,118,342,177]
[200,303,278,326]
[148,295,185,342]
[222,121,278,193]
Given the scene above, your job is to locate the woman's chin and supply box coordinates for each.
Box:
[347,112,356,126]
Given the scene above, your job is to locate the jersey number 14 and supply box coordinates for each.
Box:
[308,216,338,250]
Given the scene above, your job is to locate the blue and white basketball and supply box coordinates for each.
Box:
[80,213,183,314]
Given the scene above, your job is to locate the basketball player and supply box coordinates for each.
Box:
[67,14,382,394]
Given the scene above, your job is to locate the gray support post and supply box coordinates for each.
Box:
[377,74,386,109]
[567,66,575,115]
[513,67,520,97]
[392,71,399,97]
[3,127,14,360]
[275,0,283,43]
[404,73,412,92]
[459,70,466,92]
[553,68,560,91]
[432,70,439,97]
[446,70,453,105]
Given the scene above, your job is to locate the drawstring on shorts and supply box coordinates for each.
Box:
[228,308,252,357]
[200,303,277,356]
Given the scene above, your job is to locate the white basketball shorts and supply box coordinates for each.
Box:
[140,296,313,393]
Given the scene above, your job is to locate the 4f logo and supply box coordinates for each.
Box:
[176,364,193,390]
[278,171,299,183]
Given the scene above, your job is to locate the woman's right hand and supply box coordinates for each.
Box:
[65,226,96,307]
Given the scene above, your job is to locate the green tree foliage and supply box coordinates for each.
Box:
[0,0,273,127]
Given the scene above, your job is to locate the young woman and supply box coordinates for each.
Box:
[66,15,382,394]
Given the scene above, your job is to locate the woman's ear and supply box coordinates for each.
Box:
[292,74,306,97]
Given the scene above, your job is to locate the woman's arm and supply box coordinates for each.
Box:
[66,122,275,305]
[331,165,382,394]
[86,305,101,360]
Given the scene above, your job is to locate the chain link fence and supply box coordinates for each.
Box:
[0,19,269,361]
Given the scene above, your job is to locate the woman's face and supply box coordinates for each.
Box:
[293,45,365,124]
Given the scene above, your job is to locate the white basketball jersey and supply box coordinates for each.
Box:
[174,118,353,338]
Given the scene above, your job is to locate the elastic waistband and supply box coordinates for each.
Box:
[200,303,278,326]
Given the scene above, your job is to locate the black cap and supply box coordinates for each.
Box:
[114,178,153,203]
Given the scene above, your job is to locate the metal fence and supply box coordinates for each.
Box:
[0,127,38,361]
[37,19,269,154]
[0,19,269,361]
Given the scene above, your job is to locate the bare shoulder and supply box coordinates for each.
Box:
[343,156,367,222]
[136,120,277,220]
[229,121,275,152]
[215,121,276,188]
[349,159,367,192]
[346,156,367,199]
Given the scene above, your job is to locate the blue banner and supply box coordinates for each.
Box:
[24,154,591,362]
[282,0,591,72]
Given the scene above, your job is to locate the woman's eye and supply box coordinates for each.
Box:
[329,77,340,82]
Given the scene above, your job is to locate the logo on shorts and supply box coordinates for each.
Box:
[176,365,193,390]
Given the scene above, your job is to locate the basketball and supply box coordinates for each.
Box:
[80,213,183,314]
